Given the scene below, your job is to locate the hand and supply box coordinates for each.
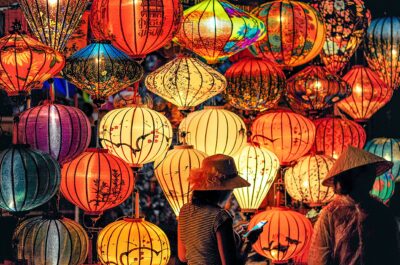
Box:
[234,221,249,237]
[245,226,264,245]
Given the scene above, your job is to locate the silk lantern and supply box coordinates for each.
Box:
[250,0,326,68]
[251,110,316,165]
[225,58,286,111]
[249,208,313,263]
[97,218,171,265]
[370,172,395,204]
[13,216,88,265]
[174,0,266,64]
[179,106,246,156]
[145,56,227,110]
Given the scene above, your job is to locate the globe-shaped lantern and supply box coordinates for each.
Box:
[313,117,366,159]
[174,0,266,64]
[284,154,335,206]
[179,106,247,156]
[13,216,88,265]
[99,106,173,167]
[97,218,171,265]
[249,208,313,263]
[251,110,316,166]
[224,58,286,111]
[90,0,182,58]
[60,148,135,215]
[233,143,280,212]
[145,56,227,110]
[249,0,326,68]
[63,41,144,101]
[19,0,88,51]
[370,172,395,204]
[16,102,91,164]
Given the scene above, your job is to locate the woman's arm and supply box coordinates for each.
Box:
[177,223,188,263]
[216,221,241,265]
[308,209,334,265]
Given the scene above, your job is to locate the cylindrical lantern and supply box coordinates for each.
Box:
[370,172,395,204]
[97,218,171,265]
[233,143,280,212]
[249,208,313,264]
[0,145,60,212]
[99,106,173,167]
[251,110,316,165]
[313,117,367,159]
[13,216,88,265]
[284,154,335,206]
[145,56,227,110]
[16,102,92,164]
[179,106,247,156]
[337,66,393,122]
[224,58,286,111]
[250,1,326,68]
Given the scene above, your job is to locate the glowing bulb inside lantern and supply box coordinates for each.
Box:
[384,154,391,161]
[354,84,362,95]
[48,0,58,6]
[392,49,398,57]
[332,152,339,160]
[314,81,322,90]
[302,180,309,188]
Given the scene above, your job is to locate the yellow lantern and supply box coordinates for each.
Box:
[145,56,227,110]
[233,143,280,212]
[154,145,208,216]
[97,218,171,265]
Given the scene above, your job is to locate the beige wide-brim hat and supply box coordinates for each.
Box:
[322,146,393,187]
[190,154,250,191]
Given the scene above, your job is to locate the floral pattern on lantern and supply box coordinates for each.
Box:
[370,172,395,204]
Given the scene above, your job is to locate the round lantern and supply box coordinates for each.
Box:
[154,145,207,216]
[284,154,335,206]
[370,172,395,204]
[63,41,143,101]
[179,106,246,156]
[251,110,316,165]
[0,145,60,212]
[233,143,280,212]
[60,148,135,215]
[19,0,88,51]
[145,56,227,110]
[249,208,313,263]
[13,216,88,265]
[224,58,286,111]
[99,106,173,167]
[365,17,400,89]
[250,1,326,68]
[313,117,367,159]
[16,102,91,164]
[90,0,182,58]
[286,65,351,115]
[97,218,171,265]
[174,0,266,64]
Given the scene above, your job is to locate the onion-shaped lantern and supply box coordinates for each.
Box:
[250,1,326,68]
[251,110,316,165]
[174,0,266,64]
[63,41,143,101]
[99,106,173,167]
[154,145,207,216]
[225,58,286,111]
[284,154,335,206]
[249,208,313,263]
[145,57,227,110]
[370,172,395,204]
[60,148,135,215]
[90,0,182,58]
[286,66,351,115]
[179,106,246,156]
[16,102,91,164]
[13,216,88,265]
[313,117,366,159]
[97,218,171,265]
[337,66,393,122]
[233,143,280,212]
[19,0,88,51]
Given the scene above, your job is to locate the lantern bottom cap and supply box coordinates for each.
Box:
[123,217,144,222]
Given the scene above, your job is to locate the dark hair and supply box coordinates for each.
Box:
[192,190,232,206]
[334,165,376,195]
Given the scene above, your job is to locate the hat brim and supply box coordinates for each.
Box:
[190,169,251,191]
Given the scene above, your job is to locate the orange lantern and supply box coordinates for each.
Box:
[337,66,393,122]
[251,110,316,165]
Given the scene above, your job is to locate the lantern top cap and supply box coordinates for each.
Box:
[91,39,112,44]
[203,106,225,110]
[123,217,144,223]
[85,148,108,153]
[174,144,194,150]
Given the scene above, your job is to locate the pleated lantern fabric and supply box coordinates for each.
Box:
[178,106,247,156]
[0,145,60,212]
[145,56,227,110]
[370,172,395,204]
[13,216,88,265]
[97,218,171,265]
[60,148,135,215]
[16,102,92,165]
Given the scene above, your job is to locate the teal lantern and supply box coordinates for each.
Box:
[370,173,395,204]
